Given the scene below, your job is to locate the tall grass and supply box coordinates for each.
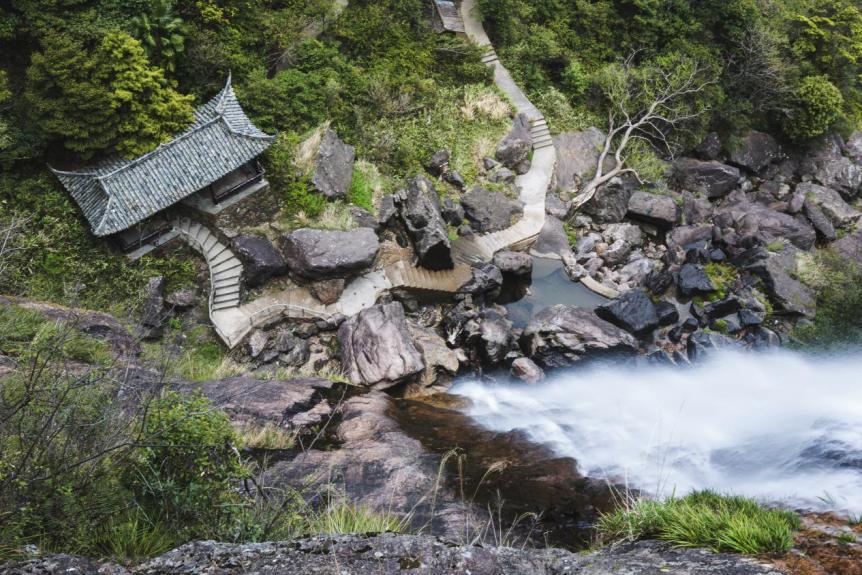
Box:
[596,490,801,554]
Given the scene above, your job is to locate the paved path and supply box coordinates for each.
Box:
[187,1,557,348]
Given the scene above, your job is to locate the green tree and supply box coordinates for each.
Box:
[25,31,194,159]
[131,0,187,74]
[782,75,844,141]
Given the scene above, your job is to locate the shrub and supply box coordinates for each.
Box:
[783,75,845,141]
[597,491,800,554]
[128,391,248,538]
[794,251,862,349]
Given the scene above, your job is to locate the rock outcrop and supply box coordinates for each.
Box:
[338,302,425,388]
[495,113,532,172]
[672,158,741,198]
[232,235,287,287]
[399,176,454,270]
[281,228,379,280]
[310,129,355,200]
[461,186,522,233]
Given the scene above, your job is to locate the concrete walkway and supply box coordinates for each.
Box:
[191,1,557,348]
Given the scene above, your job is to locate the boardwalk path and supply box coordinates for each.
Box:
[185,1,557,348]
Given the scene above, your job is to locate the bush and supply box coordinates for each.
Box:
[597,491,801,554]
[783,76,845,141]
[128,391,248,538]
[794,251,862,349]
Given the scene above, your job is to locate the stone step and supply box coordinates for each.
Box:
[209,249,234,267]
[208,243,229,261]
[533,133,553,143]
[213,293,240,306]
[531,127,551,138]
[531,118,548,128]
[212,259,242,276]
[201,234,219,252]
[213,278,240,292]
[533,139,555,150]
[187,223,202,241]
[215,284,240,297]
[212,300,239,311]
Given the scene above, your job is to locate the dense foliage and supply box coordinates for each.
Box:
[477,0,862,144]
[0,0,493,308]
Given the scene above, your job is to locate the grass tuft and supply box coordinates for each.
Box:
[596,490,800,554]
[306,502,409,535]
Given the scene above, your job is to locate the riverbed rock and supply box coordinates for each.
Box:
[531,216,573,259]
[310,129,355,200]
[730,204,817,250]
[687,330,740,362]
[595,288,659,337]
[461,185,522,233]
[521,305,638,368]
[796,182,860,227]
[232,235,287,287]
[743,246,815,317]
[406,324,460,396]
[281,228,379,280]
[495,113,532,170]
[510,357,544,384]
[681,193,714,225]
[400,176,453,270]
[338,302,425,389]
[672,158,741,198]
[677,264,716,298]
[473,308,514,365]
[627,191,679,227]
[493,250,533,276]
[553,127,606,192]
[441,198,465,226]
[729,131,783,173]
[458,263,503,299]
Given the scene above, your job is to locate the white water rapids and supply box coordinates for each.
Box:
[452,350,862,516]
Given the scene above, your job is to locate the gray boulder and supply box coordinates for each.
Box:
[681,193,714,225]
[493,250,533,276]
[627,191,679,227]
[553,127,606,192]
[833,228,862,260]
[845,130,862,163]
[814,155,862,199]
[281,228,379,280]
[461,185,522,233]
[729,131,783,173]
[595,288,659,336]
[744,246,815,317]
[400,176,453,270]
[531,215,573,259]
[338,302,425,389]
[737,205,816,250]
[693,131,723,160]
[232,235,287,287]
[474,308,514,365]
[458,263,503,298]
[495,113,532,170]
[311,129,355,200]
[441,198,465,226]
[521,305,639,368]
[803,200,837,241]
[672,158,741,198]
[425,149,450,177]
[796,182,860,226]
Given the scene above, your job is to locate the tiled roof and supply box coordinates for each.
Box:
[51,75,275,236]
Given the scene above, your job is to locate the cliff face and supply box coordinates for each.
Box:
[3,535,786,575]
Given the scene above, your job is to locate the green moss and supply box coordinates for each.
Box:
[704,263,739,300]
[597,490,801,555]
[347,165,375,212]
[766,240,785,252]
[712,319,729,333]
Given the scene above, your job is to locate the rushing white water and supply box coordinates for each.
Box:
[453,350,862,515]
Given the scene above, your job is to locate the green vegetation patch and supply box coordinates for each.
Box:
[704,263,739,301]
[597,491,801,554]
[793,251,862,349]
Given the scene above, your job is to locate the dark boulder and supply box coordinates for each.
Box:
[473,308,514,365]
[281,228,379,280]
[443,170,466,189]
[461,185,522,233]
[681,193,714,225]
[693,132,723,160]
[400,176,453,270]
[521,305,638,368]
[627,191,679,227]
[232,235,288,287]
[703,296,741,320]
[672,158,741,198]
[796,182,860,227]
[582,176,634,224]
[729,131,783,173]
[441,198,465,226]
[596,289,659,336]
[677,264,716,298]
[308,278,346,304]
[730,204,816,250]
[655,301,680,326]
[458,263,503,299]
[495,113,532,169]
[687,330,740,362]
[310,129,355,200]
[338,302,425,389]
[425,149,450,177]
[833,228,862,260]
[645,270,674,295]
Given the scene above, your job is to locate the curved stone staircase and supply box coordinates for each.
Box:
[181,0,560,348]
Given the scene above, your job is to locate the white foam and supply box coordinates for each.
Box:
[453,350,862,515]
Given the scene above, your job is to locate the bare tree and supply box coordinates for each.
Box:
[569,53,718,212]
